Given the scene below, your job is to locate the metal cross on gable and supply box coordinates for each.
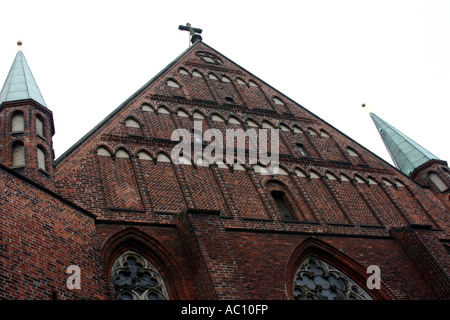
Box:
[178,23,203,45]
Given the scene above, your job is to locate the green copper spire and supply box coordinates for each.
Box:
[0,50,47,107]
[370,112,438,176]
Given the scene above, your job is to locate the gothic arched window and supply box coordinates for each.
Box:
[296,144,308,157]
[293,256,371,300]
[111,250,169,300]
[271,191,296,221]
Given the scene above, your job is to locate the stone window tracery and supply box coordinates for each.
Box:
[111,250,169,300]
[293,256,371,300]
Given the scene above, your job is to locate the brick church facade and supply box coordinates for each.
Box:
[0,36,449,300]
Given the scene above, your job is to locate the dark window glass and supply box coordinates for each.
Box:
[297,144,308,157]
[272,191,295,221]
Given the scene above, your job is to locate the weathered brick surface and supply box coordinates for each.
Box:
[391,225,450,299]
[96,223,196,299]
[1,41,448,299]
[225,229,437,299]
[0,165,108,299]
[221,169,268,219]
[177,210,253,299]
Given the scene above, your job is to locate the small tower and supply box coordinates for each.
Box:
[367,107,449,197]
[0,43,55,190]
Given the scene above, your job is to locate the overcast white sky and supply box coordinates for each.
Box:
[0,0,449,167]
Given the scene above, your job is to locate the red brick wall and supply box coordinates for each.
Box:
[391,225,450,299]
[179,211,437,299]
[177,210,253,299]
[0,165,108,299]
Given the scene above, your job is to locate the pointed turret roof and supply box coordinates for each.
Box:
[0,50,47,107]
[370,112,438,176]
